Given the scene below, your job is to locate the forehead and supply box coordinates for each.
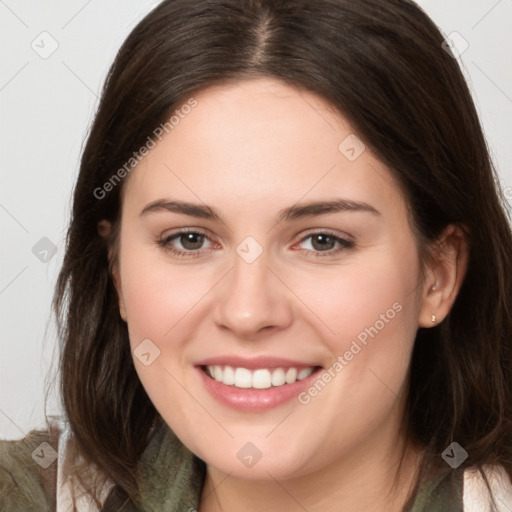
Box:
[122,77,405,222]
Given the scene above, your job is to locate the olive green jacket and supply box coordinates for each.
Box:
[1,419,510,511]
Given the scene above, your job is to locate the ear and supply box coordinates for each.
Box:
[417,224,469,328]
[97,219,127,322]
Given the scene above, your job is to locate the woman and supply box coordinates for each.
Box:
[1,0,511,510]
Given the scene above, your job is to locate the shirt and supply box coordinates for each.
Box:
[1,417,511,511]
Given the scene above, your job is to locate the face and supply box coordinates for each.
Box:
[110,77,429,480]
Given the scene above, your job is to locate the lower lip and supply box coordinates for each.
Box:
[196,366,323,412]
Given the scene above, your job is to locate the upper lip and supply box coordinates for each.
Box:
[195,355,322,370]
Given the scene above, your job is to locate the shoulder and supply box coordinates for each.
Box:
[0,418,115,512]
[0,420,60,511]
[463,464,512,512]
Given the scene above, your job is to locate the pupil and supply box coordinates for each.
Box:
[181,233,203,250]
[312,234,333,251]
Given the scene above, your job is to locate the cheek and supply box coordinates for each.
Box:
[119,247,212,419]
[286,241,421,412]
[120,245,213,349]
[285,252,419,454]
[287,249,419,348]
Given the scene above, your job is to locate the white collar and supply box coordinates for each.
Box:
[463,464,512,511]
[55,420,115,512]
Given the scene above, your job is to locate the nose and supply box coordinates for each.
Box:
[212,246,294,340]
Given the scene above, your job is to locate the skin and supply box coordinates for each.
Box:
[99,77,468,511]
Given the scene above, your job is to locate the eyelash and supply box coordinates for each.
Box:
[157,228,355,259]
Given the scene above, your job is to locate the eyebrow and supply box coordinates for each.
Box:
[139,198,381,222]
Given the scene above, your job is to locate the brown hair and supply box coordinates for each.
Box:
[51,0,512,508]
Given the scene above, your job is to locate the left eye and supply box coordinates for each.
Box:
[298,232,352,252]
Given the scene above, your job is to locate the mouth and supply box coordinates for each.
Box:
[194,355,325,411]
[200,364,323,389]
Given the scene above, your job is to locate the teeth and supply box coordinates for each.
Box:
[252,369,272,389]
[205,365,316,389]
[271,368,286,386]
[297,367,314,380]
[285,367,297,384]
[234,367,252,388]
[223,365,235,385]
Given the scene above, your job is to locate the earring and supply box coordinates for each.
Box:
[431,314,436,323]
